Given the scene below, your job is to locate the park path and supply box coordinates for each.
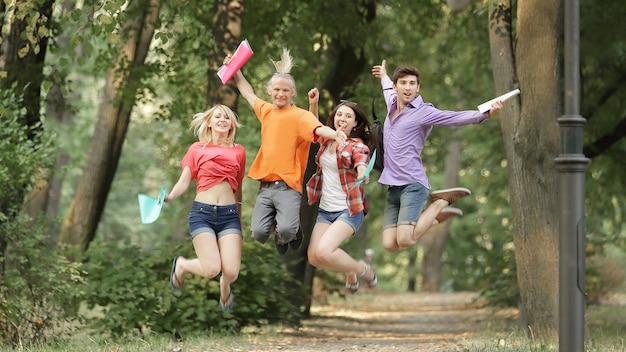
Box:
[232,291,516,352]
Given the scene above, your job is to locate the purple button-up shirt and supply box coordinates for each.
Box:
[378,76,490,188]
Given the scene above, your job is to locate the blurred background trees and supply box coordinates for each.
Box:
[1,0,625,347]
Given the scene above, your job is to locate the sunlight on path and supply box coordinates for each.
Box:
[237,291,517,352]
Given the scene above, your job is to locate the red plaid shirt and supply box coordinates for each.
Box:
[306,137,370,216]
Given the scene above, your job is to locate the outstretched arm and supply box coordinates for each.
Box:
[224,55,258,107]
[315,126,346,145]
[488,100,505,117]
[164,166,192,203]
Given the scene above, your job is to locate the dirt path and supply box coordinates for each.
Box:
[234,291,516,352]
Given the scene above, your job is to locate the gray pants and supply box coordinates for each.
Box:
[250,180,301,244]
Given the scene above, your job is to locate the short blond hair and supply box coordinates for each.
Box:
[265,48,297,97]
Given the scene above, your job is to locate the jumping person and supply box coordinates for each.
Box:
[224,49,346,255]
[371,60,504,253]
[306,93,377,293]
[165,105,245,313]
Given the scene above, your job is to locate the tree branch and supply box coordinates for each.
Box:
[583,114,626,158]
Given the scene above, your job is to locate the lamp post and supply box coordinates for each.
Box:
[555,0,589,351]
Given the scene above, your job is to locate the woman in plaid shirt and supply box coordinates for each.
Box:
[306,93,378,294]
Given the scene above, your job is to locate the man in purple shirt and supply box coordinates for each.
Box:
[371,60,504,253]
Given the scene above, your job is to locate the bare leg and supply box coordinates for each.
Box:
[308,221,372,292]
[408,199,449,243]
[308,221,362,274]
[172,232,222,288]
[218,233,242,308]
[381,227,402,252]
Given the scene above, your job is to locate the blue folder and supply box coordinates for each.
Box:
[138,185,167,224]
[354,149,377,186]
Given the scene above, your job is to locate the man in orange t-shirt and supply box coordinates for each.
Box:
[225,49,346,254]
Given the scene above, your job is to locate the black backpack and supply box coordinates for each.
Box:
[371,100,384,172]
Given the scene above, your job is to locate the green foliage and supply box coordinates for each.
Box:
[0,86,53,221]
[80,239,303,339]
[0,214,85,348]
[0,54,79,350]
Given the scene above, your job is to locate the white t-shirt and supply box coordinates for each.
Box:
[319,148,347,212]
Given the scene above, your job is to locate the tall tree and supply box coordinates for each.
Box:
[488,0,561,340]
[420,128,462,291]
[0,0,55,269]
[59,0,161,252]
[207,0,243,108]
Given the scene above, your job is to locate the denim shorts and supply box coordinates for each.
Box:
[188,201,242,239]
[316,208,364,234]
[382,182,429,230]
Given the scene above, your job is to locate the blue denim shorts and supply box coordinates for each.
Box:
[188,201,242,239]
[316,208,364,234]
[382,182,429,230]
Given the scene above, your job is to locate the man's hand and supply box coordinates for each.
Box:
[488,100,504,117]
[372,59,387,79]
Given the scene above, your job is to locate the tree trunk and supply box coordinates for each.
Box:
[420,127,462,292]
[58,0,161,253]
[0,0,54,270]
[208,0,244,109]
[488,0,561,341]
[25,0,79,249]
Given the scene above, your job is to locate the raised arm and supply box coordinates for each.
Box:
[308,87,319,119]
[371,59,389,81]
[224,55,258,107]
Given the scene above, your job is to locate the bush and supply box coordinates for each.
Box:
[0,89,79,348]
[80,239,304,339]
[0,214,85,348]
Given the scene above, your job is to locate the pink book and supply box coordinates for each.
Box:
[217,39,254,84]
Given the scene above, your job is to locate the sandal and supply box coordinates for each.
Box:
[359,262,377,288]
[219,289,235,313]
[169,256,183,290]
[345,272,359,294]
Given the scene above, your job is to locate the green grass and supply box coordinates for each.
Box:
[2,297,625,352]
[0,331,278,352]
[449,301,626,351]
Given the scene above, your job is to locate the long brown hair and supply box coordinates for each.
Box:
[325,101,377,151]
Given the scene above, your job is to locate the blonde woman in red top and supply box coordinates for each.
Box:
[164,105,245,313]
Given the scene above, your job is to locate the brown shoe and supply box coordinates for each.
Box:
[431,187,471,206]
[435,206,463,223]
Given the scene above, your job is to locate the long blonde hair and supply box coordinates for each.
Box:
[266,48,297,97]
[189,105,241,144]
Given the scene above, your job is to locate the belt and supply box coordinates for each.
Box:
[261,180,285,185]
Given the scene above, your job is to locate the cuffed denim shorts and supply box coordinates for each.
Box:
[316,208,364,234]
[188,201,242,239]
[382,182,429,230]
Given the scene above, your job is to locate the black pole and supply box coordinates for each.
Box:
[555,0,589,351]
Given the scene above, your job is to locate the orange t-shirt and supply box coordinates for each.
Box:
[247,99,322,193]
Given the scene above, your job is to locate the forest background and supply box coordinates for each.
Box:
[1,0,626,349]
